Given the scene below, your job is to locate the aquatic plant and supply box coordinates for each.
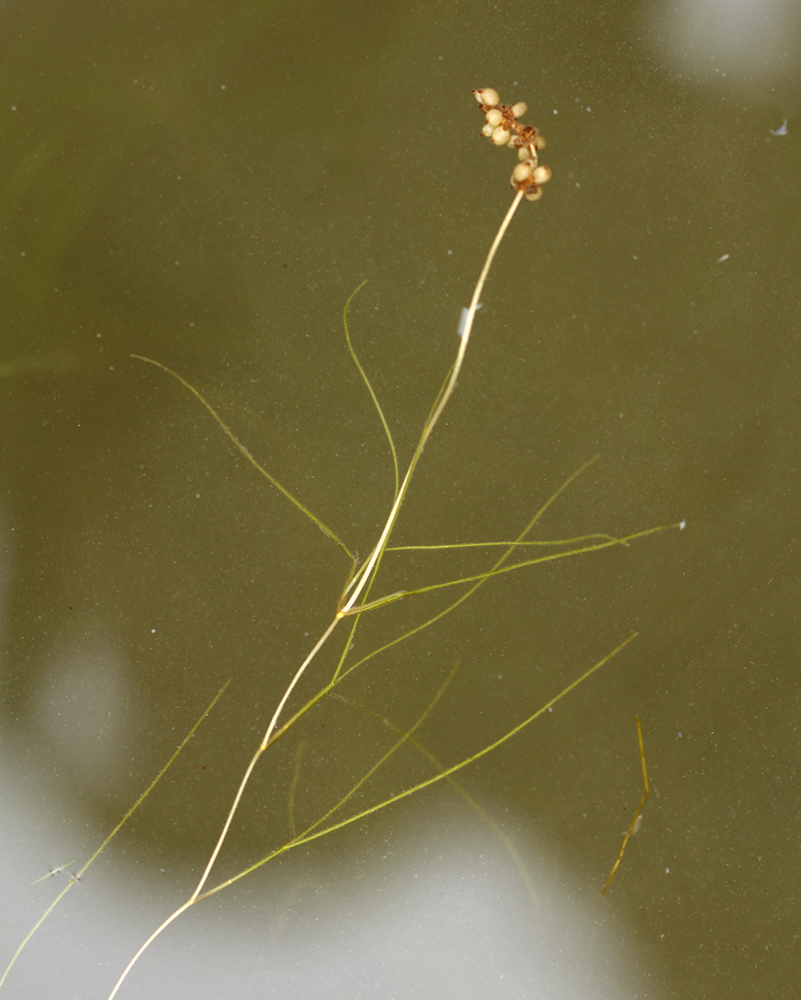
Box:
[2,89,680,998]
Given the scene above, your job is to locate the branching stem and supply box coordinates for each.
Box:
[105,183,530,1000]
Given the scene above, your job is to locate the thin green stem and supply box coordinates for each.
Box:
[2,682,230,994]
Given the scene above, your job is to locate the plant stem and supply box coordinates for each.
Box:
[188,616,340,902]
[341,187,526,615]
[105,186,529,999]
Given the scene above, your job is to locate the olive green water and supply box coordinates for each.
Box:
[2,1,799,997]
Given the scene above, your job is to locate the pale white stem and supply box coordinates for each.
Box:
[256,616,341,752]
[418,187,524,454]
[339,462,414,613]
[106,185,528,999]
[107,900,194,1000]
[104,617,343,1000]
[341,187,525,615]
[188,615,341,903]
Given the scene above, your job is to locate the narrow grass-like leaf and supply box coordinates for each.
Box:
[287,740,307,840]
[334,692,540,905]
[0,681,229,994]
[297,660,459,841]
[387,533,626,552]
[343,523,681,615]
[131,355,354,562]
[342,281,400,501]
[197,634,637,901]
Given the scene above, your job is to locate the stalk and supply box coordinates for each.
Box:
[105,89,552,999]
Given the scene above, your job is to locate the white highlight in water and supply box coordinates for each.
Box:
[457,302,482,338]
[646,0,800,83]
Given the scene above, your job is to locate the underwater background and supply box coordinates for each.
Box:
[1,1,799,996]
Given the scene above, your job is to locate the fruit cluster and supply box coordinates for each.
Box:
[472,88,552,202]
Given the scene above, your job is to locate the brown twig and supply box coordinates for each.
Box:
[602,715,649,894]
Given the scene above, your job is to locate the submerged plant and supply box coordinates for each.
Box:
[3,90,681,997]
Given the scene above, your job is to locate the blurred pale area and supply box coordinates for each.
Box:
[647,0,801,82]
[1,750,653,999]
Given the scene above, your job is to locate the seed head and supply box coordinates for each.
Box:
[473,88,551,201]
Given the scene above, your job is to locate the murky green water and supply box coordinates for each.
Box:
[2,1,799,997]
